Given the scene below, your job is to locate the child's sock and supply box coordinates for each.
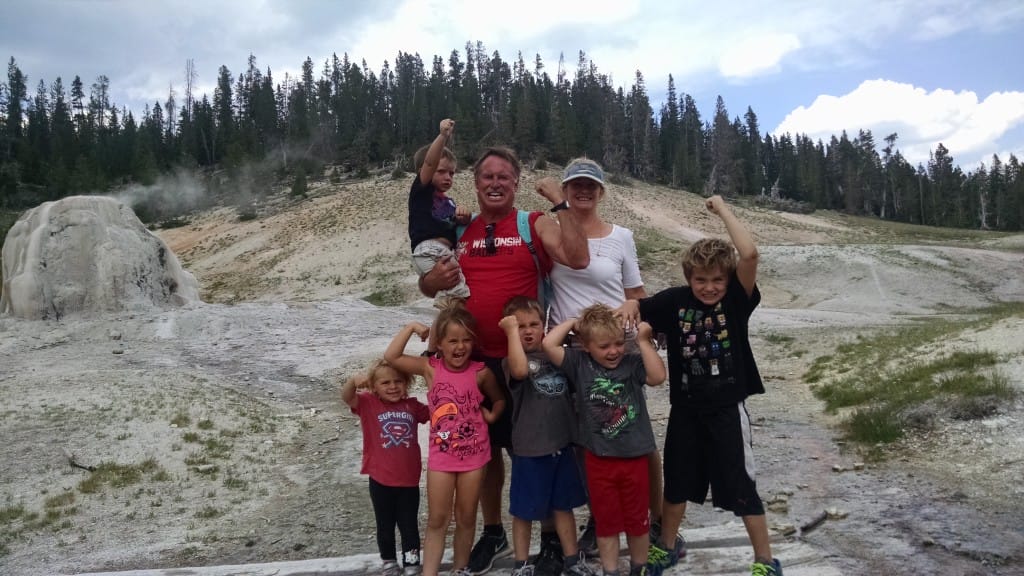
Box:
[482,523,504,537]
[628,563,646,576]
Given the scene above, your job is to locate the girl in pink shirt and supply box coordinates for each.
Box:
[385,303,506,576]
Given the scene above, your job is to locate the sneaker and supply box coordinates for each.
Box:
[511,563,535,576]
[577,517,598,558]
[382,560,401,576]
[403,548,421,567]
[451,568,474,576]
[530,535,564,576]
[466,529,511,574]
[564,553,598,576]
[645,537,685,576]
[628,564,648,576]
[403,566,422,576]
[750,559,783,576]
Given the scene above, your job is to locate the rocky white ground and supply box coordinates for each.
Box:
[1,169,1023,575]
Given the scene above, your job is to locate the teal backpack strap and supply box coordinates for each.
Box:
[516,210,534,251]
[455,212,479,244]
[516,210,553,311]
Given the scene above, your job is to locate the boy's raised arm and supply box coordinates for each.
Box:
[636,322,666,386]
[706,195,759,297]
[542,318,574,367]
[499,315,529,380]
[418,119,454,186]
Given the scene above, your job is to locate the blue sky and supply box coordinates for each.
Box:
[3,0,1023,170]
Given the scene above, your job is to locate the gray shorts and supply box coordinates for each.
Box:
[411,239,469,301]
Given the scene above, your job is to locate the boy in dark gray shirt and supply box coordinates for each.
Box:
[543,303,665,576]
[500,296,592,576]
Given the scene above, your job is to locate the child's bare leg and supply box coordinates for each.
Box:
[479,449,504,525]
[553,509,578,556]
[597,535,620,573]
[647,451,663,524]
[626,533,648,565]
[657,500,687,547]
[424,470,456,576]
[742,513,773,563]
[453,467,486,570]
[512,516,532,563]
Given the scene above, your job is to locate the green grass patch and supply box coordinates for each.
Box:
[197,419,215,430]
[194,505,223,519]
[77,458,162,494]
[762,332,795,345]
[202,437,232,459]
[170,412,192,427]
[44,492,75,509]
[363,285,405,306]
[0,504,26,524]
[634,228,681,271]
[831,212,1018,245]
[222,476,248,490]
[807,303,1023,447]
[184,452,209,466]
[844,405,905,445]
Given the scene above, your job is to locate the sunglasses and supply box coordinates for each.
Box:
[485,223,496,255]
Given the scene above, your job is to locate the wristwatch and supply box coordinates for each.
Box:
[550,200,570,213]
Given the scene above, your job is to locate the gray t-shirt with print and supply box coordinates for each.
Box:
[561,349,656,458]
[509,351,578,457]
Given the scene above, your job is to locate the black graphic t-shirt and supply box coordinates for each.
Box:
[408,176,457,250]
[639,272,763,407]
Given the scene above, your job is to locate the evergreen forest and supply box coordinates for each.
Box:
[2,44,1022,231]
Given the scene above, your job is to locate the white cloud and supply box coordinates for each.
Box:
[347,0,639,76]
[772,79,1024,166]
[718,33,801,79]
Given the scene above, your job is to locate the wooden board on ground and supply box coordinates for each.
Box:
[66,522,840,576]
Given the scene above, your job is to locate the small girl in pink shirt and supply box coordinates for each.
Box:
[385,303,506,576]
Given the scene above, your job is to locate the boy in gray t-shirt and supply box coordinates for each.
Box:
[499,296,592,576]
[543,303,666,576]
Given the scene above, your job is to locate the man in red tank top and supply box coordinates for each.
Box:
[420,146,589,574]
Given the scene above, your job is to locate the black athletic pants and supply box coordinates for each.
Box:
[369,478,421,564]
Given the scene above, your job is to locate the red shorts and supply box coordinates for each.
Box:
[583,451,650,538]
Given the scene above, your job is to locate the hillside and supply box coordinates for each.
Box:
[1,167,1023,575]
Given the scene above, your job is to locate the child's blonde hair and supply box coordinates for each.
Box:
[366,358,412,395]
[682,238,737,279]
[576,303,624,344]
[433,300,477,347]
[502,295,543,319]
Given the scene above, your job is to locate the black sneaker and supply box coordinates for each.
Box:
[466,529,511,575]
[577,517,598,558]
[530,534,564,576]
[628,564,648,576]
